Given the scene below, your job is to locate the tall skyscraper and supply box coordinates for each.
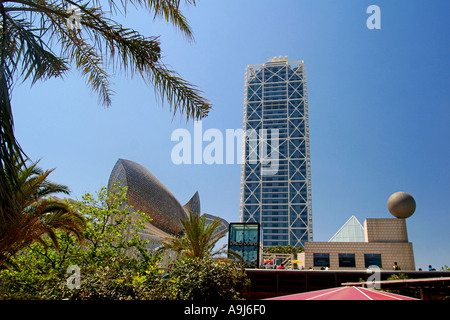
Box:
[239,57,313,248]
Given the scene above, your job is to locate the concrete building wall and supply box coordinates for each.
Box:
[364,218,408,242]
[304,242,415,270]
[302,217,415,270]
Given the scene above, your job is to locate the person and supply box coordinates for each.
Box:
[429,265,436,271]
[393,262,400,270]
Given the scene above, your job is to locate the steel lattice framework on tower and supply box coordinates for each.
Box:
[239,57,313,248]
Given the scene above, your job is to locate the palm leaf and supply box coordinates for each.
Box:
[2,0,211,119]
[160,213,224,259]
[0,157,85,267]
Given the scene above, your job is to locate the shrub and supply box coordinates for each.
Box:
[163,257,250,300]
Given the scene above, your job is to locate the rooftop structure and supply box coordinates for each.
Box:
[304,192,417,270]
[329,215,365,242]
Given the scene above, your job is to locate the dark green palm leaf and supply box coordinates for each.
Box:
[0,156,85,267]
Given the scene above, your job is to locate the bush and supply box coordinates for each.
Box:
[162,257,250,300]
[0,243,162,300]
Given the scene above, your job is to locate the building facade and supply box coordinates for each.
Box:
[305,218,415,270]
[239,57,313,248]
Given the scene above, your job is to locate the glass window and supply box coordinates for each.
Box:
[364,254,382,268]
[339,254,356,268]
[229,225,244,245]
[228,223,260,268]
[244,224,259,245]
[243,246,258,267]
[228,245,242,256]
[313,253,330,267]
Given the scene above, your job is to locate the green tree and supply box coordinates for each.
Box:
[0,157,85,268]
[75,184,152,262]
[0,183,161,299]
[0,0,211,205]
[160,213,226,259]
[264,245,304,255]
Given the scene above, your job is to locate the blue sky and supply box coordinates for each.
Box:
[12,0,450,270]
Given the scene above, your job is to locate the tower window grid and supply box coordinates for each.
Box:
[239,57,313,248]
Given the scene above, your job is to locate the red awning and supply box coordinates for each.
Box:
[265,286,418,300]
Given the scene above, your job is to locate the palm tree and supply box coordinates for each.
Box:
[0,0,211,201]
[160,213,226,259]
[0,156,86,268]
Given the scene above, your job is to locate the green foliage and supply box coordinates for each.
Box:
[73,183,152,265]
[387,273,409,281]
[384,273,420,299]
[0,184,250,300]
[162,257,251,300]
[0,157,85,268]
[0,245,157,300]
[0,183,160,299]
[264,245,304,255]
[159,213,226,259]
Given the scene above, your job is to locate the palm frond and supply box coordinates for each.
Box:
[0,13,26,206]
[160,213,224,259]
[3,15,69,84]
[135,0,195,40]
[0,157,85,268]
[3,0,211,119]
